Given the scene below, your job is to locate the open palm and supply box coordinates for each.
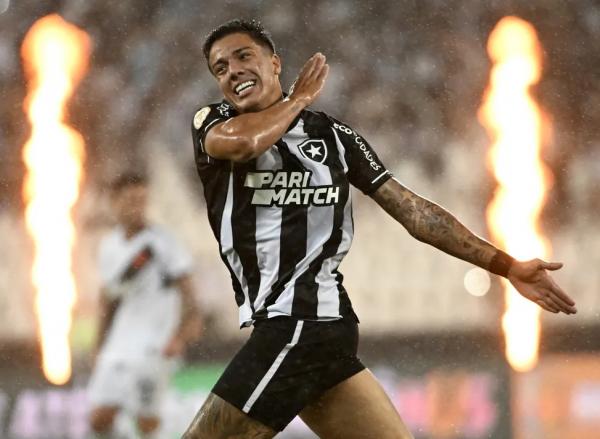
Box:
[508,259,577,314]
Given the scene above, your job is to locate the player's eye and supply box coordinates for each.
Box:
[214,65,226,75]
[239,52,251,60]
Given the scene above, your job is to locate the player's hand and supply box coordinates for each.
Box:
[288,52,329,108]
[508,259,577,314]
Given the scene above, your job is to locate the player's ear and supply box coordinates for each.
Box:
[272,53,281,76]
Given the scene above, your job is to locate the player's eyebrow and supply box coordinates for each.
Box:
[211,46,253,71]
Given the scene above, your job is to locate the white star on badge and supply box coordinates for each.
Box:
[307,144,322,158]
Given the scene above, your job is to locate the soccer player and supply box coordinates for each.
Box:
[183,19,577,439]
[88,173,202,439]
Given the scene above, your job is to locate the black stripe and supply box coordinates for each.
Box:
[231,160,261,310]
[98,298,121,350]
[256,140,309,319]
[292,113,350,318]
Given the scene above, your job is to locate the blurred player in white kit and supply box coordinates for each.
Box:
[87,172,202,439]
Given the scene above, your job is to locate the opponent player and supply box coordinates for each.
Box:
[183,20,577,439]
[88,173,202,439]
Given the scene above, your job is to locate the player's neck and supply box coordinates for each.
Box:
[239,88,283,113]
[122,222,146,239]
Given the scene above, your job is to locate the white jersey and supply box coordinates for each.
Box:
[97,224,193,360]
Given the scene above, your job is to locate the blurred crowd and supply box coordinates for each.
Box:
[0,0,599,339]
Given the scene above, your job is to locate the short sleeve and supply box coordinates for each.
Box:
[191,102,235,159]
[97,238,113,285]
[330,118,393,194]
[155,227,194,280]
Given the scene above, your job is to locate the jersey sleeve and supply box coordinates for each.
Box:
[330,117,393,195]
[191,102,234,160]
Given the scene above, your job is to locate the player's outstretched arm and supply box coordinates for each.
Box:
[205,53,329,162]
[371,178,577,315]
[163,275,202,357]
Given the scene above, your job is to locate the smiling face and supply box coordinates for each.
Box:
[208,32,282,113]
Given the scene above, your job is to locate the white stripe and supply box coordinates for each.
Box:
[332,128,349,173]
[371,170,389,184]
[253,147,283,312]
[220,173,253,325]
[243,320,304,412]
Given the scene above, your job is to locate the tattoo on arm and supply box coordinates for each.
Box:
[371,178,499,271]
[183,393,276,439]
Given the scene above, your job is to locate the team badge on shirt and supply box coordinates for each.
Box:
[193,107,211,129]
[298,139,327,164]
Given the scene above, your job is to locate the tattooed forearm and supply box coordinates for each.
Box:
[371,178,499,271]
[182,393,276,439]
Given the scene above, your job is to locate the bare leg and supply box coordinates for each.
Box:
[89,406,119,438]
[300,369,414,439]
[182,393,277,439]
[137,415,160,438]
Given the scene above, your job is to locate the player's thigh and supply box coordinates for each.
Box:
[299,369,414,439]
[182,392,277,439]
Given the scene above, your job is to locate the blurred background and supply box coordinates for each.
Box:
[0,0,599,437]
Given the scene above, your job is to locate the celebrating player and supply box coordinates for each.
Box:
[88,173,202,439]
[183,19,576,439]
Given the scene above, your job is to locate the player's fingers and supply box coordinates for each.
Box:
[295,55,317,85]
[307,54,326,80]
[547,292,575,314]
[536,299,558,313]
[546,277,576,307]
[315,63,329,85]
[301,53,323,80]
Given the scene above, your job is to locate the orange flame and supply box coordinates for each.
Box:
[479,16,551,372]
[21,14,90,385]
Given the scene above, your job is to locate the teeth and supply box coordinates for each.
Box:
[235,80,255,95]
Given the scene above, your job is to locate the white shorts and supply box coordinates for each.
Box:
[87,355,176,417]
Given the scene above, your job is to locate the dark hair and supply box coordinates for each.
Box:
[110,172,147,195]
[203,19,276,61]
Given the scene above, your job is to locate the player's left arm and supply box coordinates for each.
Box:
[371,177,577,315]
[163,274,202,357]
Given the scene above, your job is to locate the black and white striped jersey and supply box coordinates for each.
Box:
[191,100,392,327]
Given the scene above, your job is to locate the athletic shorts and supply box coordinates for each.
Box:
[87,355,175,416]
[212,316,365,431]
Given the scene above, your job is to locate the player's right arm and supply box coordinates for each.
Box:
[204,53,329,162]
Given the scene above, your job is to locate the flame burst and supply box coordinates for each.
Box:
[21,14,90,385]
[479,17,551,372]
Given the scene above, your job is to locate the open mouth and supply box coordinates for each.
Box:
[234,80,256,96]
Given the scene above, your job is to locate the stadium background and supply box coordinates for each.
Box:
[0,0,599,437]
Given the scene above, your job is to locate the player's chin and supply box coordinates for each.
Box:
[232,95,261,113]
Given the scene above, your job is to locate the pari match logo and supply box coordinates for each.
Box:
[244,169,340,207]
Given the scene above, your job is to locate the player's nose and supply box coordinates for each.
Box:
[228,59,245,78]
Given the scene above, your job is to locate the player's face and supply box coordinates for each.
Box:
[113,184,147,229]
[208,32,282,113]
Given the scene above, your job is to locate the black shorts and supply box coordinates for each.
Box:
[212,315,365,431]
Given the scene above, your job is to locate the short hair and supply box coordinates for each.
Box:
[203,19,276,62]
[110,172,147,195]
